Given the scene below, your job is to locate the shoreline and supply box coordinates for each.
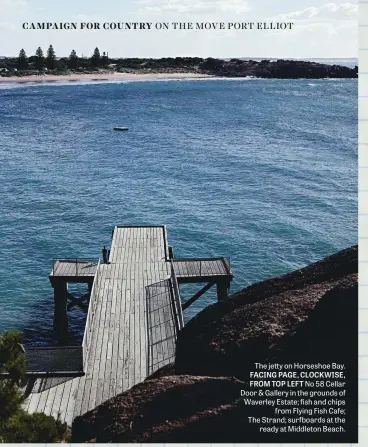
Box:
[0,72,213,84]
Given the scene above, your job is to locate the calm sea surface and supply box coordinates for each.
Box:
[0,64,357,345]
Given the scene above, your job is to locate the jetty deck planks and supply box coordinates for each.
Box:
[52,260,98,278]
[173,258,230,280]
[23,226,174,425]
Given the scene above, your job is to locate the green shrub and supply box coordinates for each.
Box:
[0,330,26,385]
[0,380,23,419]
[0,410,69,443]
[0,330,70,442]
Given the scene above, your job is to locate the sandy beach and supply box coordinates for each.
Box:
[0,72,213,83]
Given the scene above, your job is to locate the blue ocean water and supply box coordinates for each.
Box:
[0,72,357,345]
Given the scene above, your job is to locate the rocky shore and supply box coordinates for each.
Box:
[72,246,358,443]
[1,58,358,79]
[196,58,357,78]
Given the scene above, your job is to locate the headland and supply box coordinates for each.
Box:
[0,57,358,83]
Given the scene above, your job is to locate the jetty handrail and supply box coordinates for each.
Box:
[169,260,184,331]
[23,346,84,376]
[82,259,101,367]
[0,346,84,377]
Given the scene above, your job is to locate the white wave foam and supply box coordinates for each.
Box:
[0,75,263,90]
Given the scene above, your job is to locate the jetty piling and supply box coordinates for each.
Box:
[50,259,97,344]
[53,281,68,342]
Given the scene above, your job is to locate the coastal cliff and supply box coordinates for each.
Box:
[71,246,357,443]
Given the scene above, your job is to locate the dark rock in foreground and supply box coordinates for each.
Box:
[72,376,248,443]
[175,246,357,378]
[276,274,357,362]
[72,246,357,442]
[145,362,176,380]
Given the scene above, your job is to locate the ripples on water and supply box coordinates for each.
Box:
[0,77,357,345]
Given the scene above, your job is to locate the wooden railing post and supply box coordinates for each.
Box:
[170,260,184,330]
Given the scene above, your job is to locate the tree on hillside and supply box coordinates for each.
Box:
[101,51,109,68]
[68,49,78,70]
[201,57,223,71]
[17,49,28,71]
[34,47,45,70]
[0,330,69,442]
[90,47,101,67]
[46,45,56,70]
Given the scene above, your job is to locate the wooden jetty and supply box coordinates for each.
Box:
[22,225,233,424]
